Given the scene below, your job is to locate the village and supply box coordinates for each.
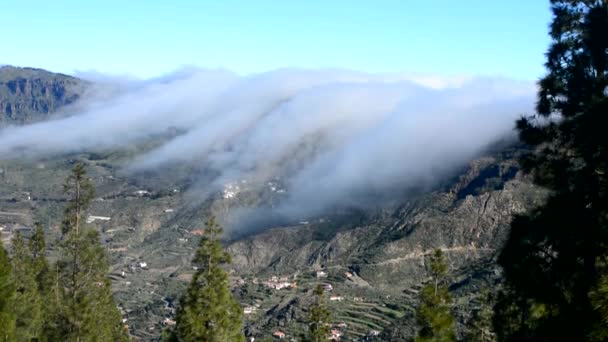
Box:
[0,166,409,341]
[104,255,404,341]
[231,268,402,341]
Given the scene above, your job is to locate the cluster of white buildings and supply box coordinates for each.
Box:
[263,275,296,290]
[243,306,258,315]
[264,280,295,290]
[267,181,286,194]
[223,182,241,199]
[86,215,111,224]
[329,295,344,302]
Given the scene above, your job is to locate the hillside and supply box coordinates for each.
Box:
[0,67,546,341]
[224,148,546,340]
[0,65,86,125]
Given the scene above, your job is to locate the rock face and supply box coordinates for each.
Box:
[0,66,86,125]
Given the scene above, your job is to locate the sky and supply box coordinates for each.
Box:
[1,1,552,80]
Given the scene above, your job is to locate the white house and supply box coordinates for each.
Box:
[86,215,111,224]
[243,306,257,315]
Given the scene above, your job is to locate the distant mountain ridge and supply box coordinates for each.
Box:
[0,65,86,126]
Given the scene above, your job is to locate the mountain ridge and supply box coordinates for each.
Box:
[0,65,87,125]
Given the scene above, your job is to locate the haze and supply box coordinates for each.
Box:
[0,68,534,224]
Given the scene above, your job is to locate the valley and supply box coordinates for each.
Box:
[0,66,546,341]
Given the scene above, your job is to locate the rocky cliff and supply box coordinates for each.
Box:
[0,66,86,125]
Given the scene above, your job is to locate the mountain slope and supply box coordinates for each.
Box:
[0,65,86,125]
[224,149,546,340]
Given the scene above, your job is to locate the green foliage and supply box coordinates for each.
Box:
[589,268,608,340]
[429,249,448,296]
[10,232,43,341]
[496,1,608,341]
[171,217,244,342]
[465,290,496,342]
[29,223,50,293]
[47,163,128,341]
[51,229,127,341]
[0,244,16,342]
[416,249,455,342]
[61,163,95,235]
[307,285,331,342]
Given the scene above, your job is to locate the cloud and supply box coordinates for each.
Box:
[0,68,535,226]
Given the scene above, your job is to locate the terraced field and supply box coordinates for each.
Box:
[329,300,411,339]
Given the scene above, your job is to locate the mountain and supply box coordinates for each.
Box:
[225,148,546,340]
[0,65,86,125]
[0,67,545,341]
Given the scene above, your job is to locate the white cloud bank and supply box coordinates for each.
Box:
[0,68,535,221]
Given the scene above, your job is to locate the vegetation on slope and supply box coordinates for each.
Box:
[496,1,608,341]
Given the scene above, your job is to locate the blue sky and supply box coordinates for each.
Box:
[2,1,552,80]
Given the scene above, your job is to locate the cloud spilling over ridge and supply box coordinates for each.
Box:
[0,68,535,220]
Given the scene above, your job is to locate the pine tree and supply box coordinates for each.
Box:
[0,244,16,342]
[61,163,94,236]
[49,163,128,341]
[307,284,331,342]
[589,274,608,341]
[429,249,448,297]
[495,1,608,341]
[171,217,244,342]
[465,290,496,342]
[416,249,455,342]
[29,223,50,293]
[10,232,43,341]
[28,223,52,341]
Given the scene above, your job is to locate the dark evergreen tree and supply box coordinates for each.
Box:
[465,290,496,342]
[0,244,16,342]
[49,163,128,341]
[307,284,331,342]
[170,217,244,342]
[10,232,43,341]
[416,249,455,342]
[429,249,448,296]
[495,1,608,341]
[29,223,50,293]
[61,163,94,236]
